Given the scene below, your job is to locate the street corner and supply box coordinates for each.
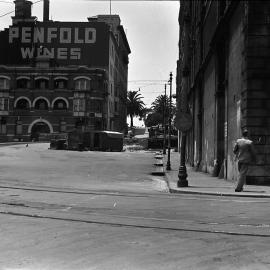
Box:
[167,181,270,198]
[163,166,270,198]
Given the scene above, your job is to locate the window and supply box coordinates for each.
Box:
[75,79,90,90]
[16,120,22,135]
[89,99,102,113]
[0,98,9,111]
[115,34,119,45]
[95,120,102,130]
[34,99,48,110]
[0,118,7,134]
[60,120,66,132]
[54,79,67,89]
[53,99,67,110]
[17,79,30,89]
[0,78,10,90]
[73,99,85,112]
[91,79,100,91]
[35,79,49,89]
[16,99,30,110]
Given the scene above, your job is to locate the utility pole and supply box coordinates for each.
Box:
[110,0,112,15]
[163,84,167,155]
[166,72,173,171]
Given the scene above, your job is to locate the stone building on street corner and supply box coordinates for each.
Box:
[0,0,130,142]
[177,0,270,184]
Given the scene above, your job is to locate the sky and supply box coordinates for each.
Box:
[0,0,180,126]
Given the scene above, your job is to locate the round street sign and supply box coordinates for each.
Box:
[174,111,192,132]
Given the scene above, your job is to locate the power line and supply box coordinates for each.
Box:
[0,0,179,18]
[0,0,43,18]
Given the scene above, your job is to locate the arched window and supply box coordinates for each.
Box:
[17,78,30,89]
[35,79,49,89]
[53,99,67,110]
[34,99,49,110]
[75,78,90,90]
[16,98,30,110]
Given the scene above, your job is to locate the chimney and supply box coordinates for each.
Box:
[43,0,49,21]
[14,0,32,19]
[12,0,36,24]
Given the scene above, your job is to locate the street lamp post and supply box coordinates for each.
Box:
[163,84,167,155]
[166,72,173,171]
[177,5,190,187]
[178,132,188,186]
[177,68,190,187]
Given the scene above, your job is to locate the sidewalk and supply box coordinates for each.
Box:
[160,151,270,198]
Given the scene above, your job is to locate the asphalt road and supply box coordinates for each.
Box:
[0,144,269,270]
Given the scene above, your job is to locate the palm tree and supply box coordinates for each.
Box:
[145,94,176,127]
[151,94,170,117]
[127,90,145,127]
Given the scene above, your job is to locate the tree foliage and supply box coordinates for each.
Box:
[145,94,176,127]
[145,112,163,127]
[126,90,145,127]
[151,95,170,116]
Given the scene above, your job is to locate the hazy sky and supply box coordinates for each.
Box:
[0,0,179,125]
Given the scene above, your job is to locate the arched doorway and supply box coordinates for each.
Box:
[30,121,52,141]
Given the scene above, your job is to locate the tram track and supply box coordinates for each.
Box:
[0,209,270,238]
[0,184,169,198]
[0,200,270,238]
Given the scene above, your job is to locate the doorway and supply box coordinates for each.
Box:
[30,122,50,141]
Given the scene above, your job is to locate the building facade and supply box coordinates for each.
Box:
[177,0,270,184]
[0,0,130,142]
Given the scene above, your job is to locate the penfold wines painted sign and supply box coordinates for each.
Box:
[9,26,96,60]
[2,22,109,66]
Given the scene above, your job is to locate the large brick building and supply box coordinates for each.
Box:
[177,0,270,184]
[0,0,130,142]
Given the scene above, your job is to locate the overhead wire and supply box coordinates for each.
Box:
[0,0,178,18]
[0,0,43,18]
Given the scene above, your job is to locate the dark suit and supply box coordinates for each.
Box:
[233,137,256,191]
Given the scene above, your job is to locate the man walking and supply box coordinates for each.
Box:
[233,129,256,192]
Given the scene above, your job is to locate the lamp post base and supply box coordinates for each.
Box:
[177,165,188,187]
[166,146,171,170]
